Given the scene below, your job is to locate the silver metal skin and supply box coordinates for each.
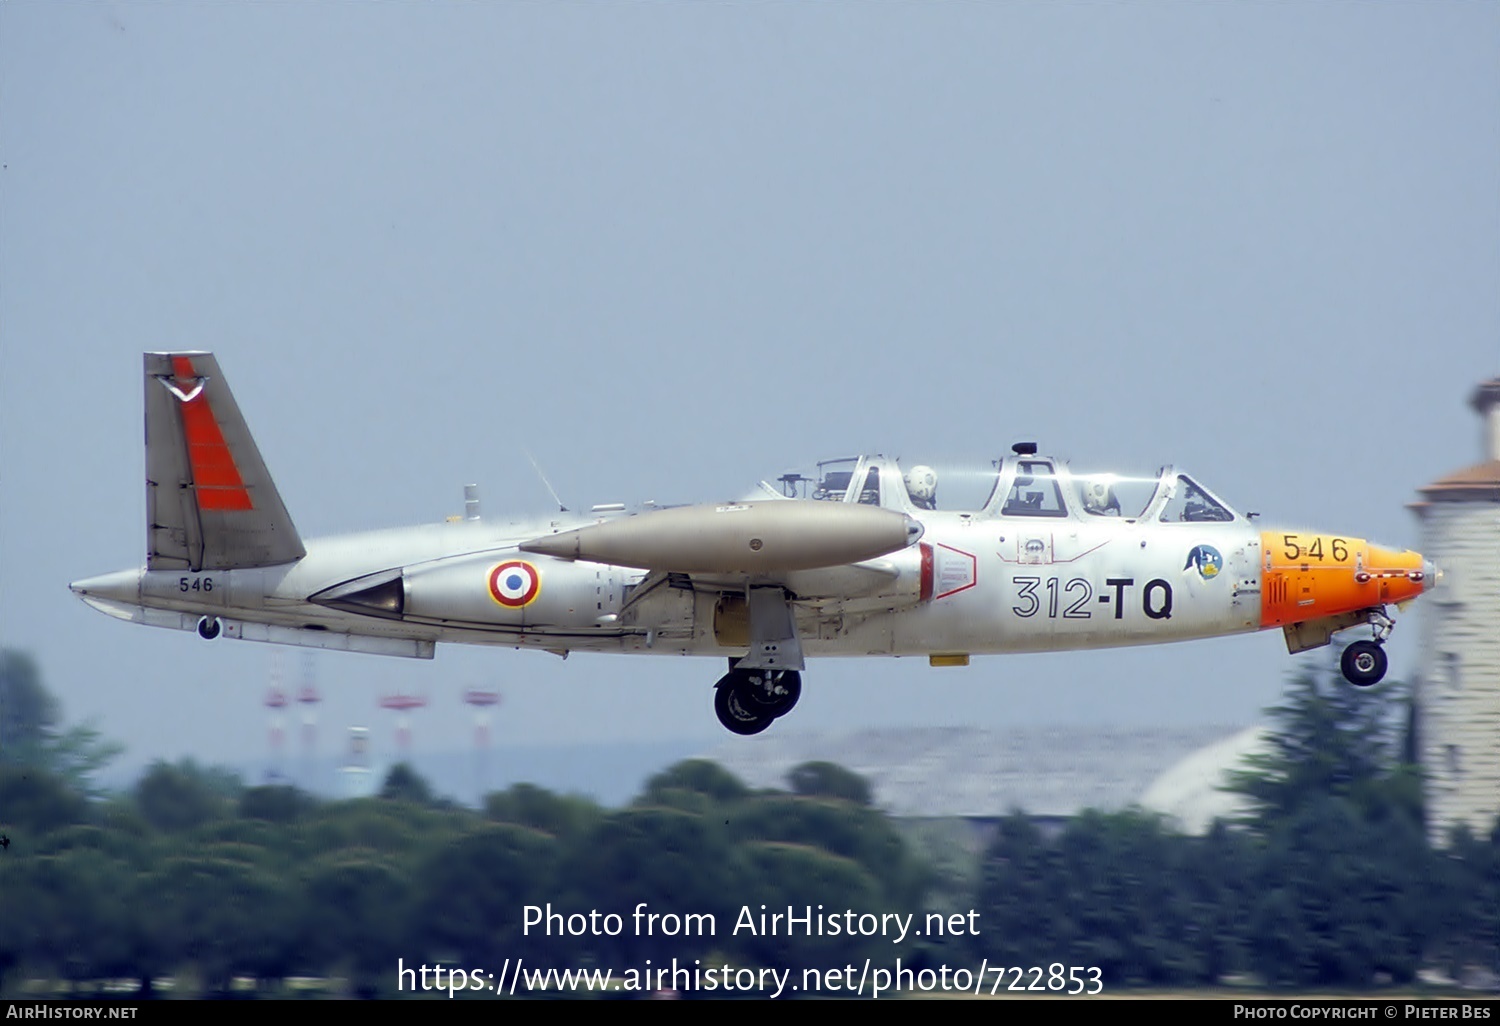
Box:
[519,501,921,574]
[70,353,1433,735]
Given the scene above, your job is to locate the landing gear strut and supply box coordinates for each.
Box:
[1339,608,1392,688]
[713,666,802,735]
[713,587,806,734]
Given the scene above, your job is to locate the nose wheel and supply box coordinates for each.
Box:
[1340,640,1387,687]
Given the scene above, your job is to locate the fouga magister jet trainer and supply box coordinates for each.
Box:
[72,353,1441,735]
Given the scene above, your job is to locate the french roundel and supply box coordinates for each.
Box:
[488,560,541,608]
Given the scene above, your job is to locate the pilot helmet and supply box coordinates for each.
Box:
[1079,475,1119,514]
[904,465,938,505]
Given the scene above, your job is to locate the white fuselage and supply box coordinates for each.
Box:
[74,507,1266,663]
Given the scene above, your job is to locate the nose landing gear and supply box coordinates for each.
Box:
[1339,608,1393,687]
[197,616,221,640]
[1340,640,1387,687]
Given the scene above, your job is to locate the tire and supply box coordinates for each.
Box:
[197,617,222,640]
[1341,641,1387,687]
[714,680,772,735]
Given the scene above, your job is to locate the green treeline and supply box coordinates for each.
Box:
[0,755,930,997]
[975,670,1498,989]
[0,650,1496,997]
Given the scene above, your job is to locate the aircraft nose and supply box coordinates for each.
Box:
[1423,559,1442,592]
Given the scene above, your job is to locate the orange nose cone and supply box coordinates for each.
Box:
[1259,531,1433,628]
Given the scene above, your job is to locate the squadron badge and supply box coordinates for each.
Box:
[1184,545,1223,580]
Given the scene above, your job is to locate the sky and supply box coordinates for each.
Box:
[2,2,1496,797]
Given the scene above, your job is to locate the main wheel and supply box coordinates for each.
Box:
[714,678,773,735]
[1341,641,1387,687]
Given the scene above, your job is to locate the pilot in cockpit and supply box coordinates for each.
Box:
[1079,475,1123,516]
[903,465,938,510]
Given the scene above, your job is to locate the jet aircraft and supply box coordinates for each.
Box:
[71,353,1440,735]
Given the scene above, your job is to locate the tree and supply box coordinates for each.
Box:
[0,765,88,836]
[413,823,563,970]
[239,783,317,823]
[0,651,58,761]
[734,843,885,969]
[44,724,124,796]
[1182,820,1257,984]
[1244,795,1431,986]
[787,761,873,806]
[0,849,138,989]
[1227,662,1420,830]
[299,854,410,997]
[728,794,926,908]
[379,762,435,805]
[561,806,737,965]
[640,758,750,806]
[484,782,602,840]
[140,852,295,994]
[301,799,437,861]
[974,809,1226,985]
[1226,662,1436,987]
[0,650,120,793]
[134,759,240,832]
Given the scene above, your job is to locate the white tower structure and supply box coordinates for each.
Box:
[1411,377,1500,845]
[338,725,376,800]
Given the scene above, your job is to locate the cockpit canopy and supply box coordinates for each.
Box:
[760,454,1241,524]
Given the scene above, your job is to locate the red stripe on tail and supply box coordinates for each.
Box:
[172,356,254,511]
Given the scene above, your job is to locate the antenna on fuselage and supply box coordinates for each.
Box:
[525,449,569,512]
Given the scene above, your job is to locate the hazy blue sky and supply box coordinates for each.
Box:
[3,2,1496,789]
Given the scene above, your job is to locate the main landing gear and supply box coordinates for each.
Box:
[1339,608,1393,688]
[713,587,806,735]
[713,665,802,736]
